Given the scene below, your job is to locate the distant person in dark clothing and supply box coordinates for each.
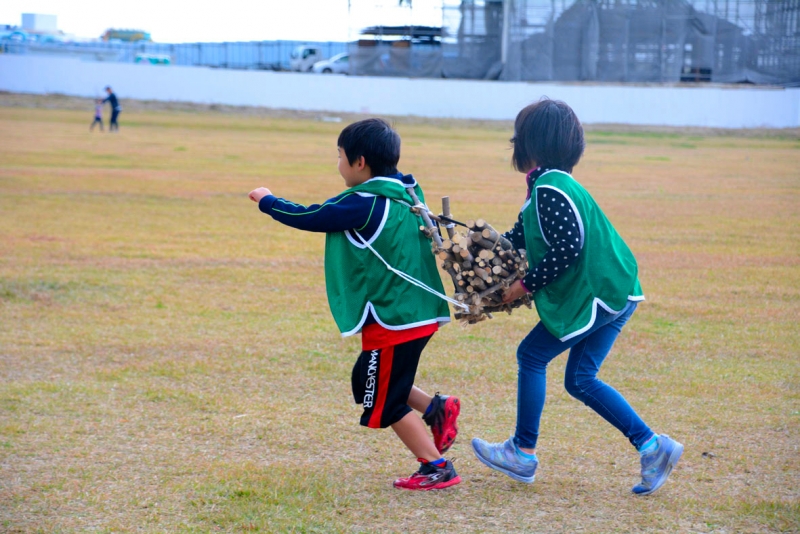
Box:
[90,99,104,132]
[103,86,121,132]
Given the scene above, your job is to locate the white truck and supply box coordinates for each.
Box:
[289,45,322,72]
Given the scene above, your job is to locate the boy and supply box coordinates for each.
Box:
[90,99,104,132]
[248,118,461,490]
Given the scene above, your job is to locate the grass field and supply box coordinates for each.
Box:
[1,94,798,533]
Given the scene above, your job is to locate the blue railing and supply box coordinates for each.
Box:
[0,39,349,70]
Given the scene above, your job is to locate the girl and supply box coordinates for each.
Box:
[471,98,682,496]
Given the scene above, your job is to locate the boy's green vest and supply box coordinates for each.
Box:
[324,177,451,337]
[522,170,644,341]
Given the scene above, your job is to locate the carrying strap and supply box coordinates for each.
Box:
[354,230,470,312]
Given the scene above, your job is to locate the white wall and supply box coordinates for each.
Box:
[1,54,798,128]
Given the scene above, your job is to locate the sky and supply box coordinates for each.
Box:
[0,1,445,43]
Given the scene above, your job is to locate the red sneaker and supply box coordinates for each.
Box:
[423,393,460,454]
[393,459,461,491]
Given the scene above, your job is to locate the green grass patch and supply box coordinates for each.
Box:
[0,98,798,533]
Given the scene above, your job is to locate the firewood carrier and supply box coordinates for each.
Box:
[406,188,533,325]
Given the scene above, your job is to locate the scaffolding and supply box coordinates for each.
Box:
[348,0,800,84]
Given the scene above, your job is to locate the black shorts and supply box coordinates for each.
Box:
[351,334,432,429]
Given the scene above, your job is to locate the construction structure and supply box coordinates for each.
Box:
[348,0,800,85]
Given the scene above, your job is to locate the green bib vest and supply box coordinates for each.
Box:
[325,177,451,337]
[522,170,644,341]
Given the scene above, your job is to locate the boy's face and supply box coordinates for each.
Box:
[337,147,370,187]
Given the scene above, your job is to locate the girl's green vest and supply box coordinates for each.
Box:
[522,170,644,341]
[324,177,451,337]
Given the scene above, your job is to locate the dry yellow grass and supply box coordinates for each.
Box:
[0,94,798,533]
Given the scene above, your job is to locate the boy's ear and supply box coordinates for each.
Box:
[355,156,367,171]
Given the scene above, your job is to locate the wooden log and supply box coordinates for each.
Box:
[478,249,495,260]
[441,262,459,281]
[459,248,474,261]
[471,277,487,290]
[469,232,495,250]
[441,197,456,240]
[406,186,442,247]
[438,250,455,261]
[480,223,512,250]
[481,228,499,241]
[492,265,510,277]
[473,266,491,279]
[471,234,497,250]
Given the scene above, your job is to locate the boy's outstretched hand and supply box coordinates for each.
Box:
[249,187,272,203]
[502,280,529,303]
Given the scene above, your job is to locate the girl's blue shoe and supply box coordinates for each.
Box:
[471,436,538,483]
[632,434,683,495]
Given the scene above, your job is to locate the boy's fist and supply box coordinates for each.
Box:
[249,187,272,202]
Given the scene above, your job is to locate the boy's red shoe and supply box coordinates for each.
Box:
[393,459,461,491]
[423,393,460,454]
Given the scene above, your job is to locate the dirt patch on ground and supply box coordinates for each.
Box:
[2,90,798,138]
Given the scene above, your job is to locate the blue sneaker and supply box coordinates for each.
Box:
[632,434,684,495]
[471,436,538,483]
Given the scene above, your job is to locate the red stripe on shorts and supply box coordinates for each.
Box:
[367,345,395,429]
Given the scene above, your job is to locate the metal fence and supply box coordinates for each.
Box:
[0,39,349,71]
[4,0,798,84]
[347,0,799,85]
[438,0,800,84]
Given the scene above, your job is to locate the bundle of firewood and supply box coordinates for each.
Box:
[410,194,532,325]
[435,218,532,323]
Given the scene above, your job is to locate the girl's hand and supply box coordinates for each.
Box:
[502,280,529,303]
[249,187,272,202]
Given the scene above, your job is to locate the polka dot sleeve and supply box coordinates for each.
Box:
[522,187,584,293]
[501,212,527,252]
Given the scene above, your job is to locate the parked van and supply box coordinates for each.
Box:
[290,45,321,72]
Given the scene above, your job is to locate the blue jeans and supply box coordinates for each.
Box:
[514,301,653,450]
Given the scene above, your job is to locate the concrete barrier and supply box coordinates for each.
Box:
[1,54,797,128]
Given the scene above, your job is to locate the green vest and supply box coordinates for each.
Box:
[324,177,451,337]
[522,170,644,341]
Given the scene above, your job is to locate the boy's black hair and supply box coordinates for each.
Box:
[511,98,585,173]
[337,118,400,177]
